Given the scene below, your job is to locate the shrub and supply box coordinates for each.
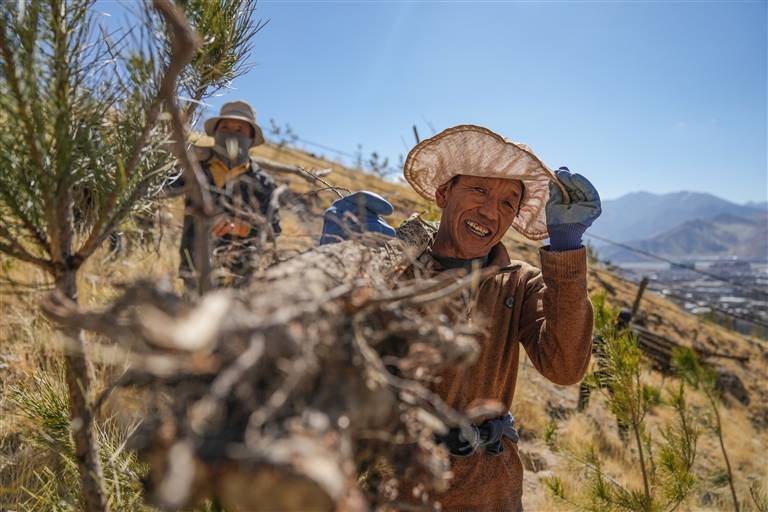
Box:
[546,329,699,512]
[6,371,151,511]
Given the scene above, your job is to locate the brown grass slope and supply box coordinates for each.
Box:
[1,143,766,511]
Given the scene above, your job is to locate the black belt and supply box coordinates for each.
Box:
[435,413,519,457]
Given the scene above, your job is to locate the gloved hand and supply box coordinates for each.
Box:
[319,191,396,245]
[546,167,601,251]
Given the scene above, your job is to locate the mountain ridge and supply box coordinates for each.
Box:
[596,211,768,262]
[591,189,765,244]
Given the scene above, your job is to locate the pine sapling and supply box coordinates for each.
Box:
[546,311,700,512]
[656,384,699,511]
[601,330,654,508]
[0,1,263,509]
[672,347,739,512]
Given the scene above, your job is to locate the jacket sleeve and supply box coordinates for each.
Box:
[252,169,281,234]
[517,247,593,385]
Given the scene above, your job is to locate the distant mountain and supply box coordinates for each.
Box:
[590,191,764,244]
[744,200,768,211]
[597,212,768,263]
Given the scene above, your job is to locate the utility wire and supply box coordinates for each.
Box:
[585,232,768,299]
[272,127,416,164]
[293,137,357,159]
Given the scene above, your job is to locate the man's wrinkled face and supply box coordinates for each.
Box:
[435,175,523,259]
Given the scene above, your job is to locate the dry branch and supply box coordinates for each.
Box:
[153,0,215,295]
[253,156,333,181]
[252,157,346,199]
[50,216,486,510]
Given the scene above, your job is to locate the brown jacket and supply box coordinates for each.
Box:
[404,241,593,511]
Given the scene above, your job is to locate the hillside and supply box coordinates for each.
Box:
[226,149,768,509]
[1,144,766,511]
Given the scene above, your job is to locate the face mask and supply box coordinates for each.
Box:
[213,132,253,167]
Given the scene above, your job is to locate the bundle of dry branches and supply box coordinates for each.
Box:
[44,217,486,511]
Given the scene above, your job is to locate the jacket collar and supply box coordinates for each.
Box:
[488,242,512,267]
[207,157,251,188]
[428,242,511,273]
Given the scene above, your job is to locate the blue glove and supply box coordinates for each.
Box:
[546,167,602,252]
[319,191,396,245]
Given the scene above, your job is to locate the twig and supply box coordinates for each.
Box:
[190,336,265,434]
[153,0,214,294]
[351,314,472,439]
[405,266,500,307]
[252,157,336,188]
[254,156,346,199]
[296,185,352,200]
[363,269,481,308]
[0,239,54,271]
[75,1,206,263]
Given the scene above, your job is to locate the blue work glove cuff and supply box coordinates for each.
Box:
[320,215,396,245]
[547,223,586,252]
[319,191,396,245]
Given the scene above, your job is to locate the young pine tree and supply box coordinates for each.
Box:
[546,309,699,512]
[0,1,262,510]
[673,347,740,512]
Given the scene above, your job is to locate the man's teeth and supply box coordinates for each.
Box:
[466,220,490,237]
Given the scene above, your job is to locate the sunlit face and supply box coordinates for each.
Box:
[216,118,253,137]
[434,175,524,259]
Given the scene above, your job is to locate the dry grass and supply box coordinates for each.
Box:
[1,143,765,511]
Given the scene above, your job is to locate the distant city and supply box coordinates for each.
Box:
[588,189,767,338]
[615,259,767,338]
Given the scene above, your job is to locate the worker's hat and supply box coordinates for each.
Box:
[204,100,265,147]
[403,124,560,241]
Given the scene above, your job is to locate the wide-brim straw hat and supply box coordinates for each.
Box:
[204,100,265,147]
[403,124,561,241]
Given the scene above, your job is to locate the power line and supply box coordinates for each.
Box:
[272,125,420,164]
[264,134,358,161]
[293,137,357,159]
[585,232,768,299]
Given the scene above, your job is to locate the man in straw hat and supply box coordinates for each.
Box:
[169,100,281,289]
[385,124,601,510]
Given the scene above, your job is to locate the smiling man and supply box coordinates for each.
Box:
[399,124,602,510]
[318,124,602,509]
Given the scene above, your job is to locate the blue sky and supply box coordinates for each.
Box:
[102,1,767,203]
